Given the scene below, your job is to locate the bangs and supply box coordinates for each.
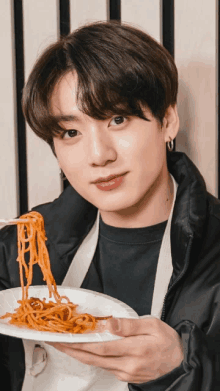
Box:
[36,49,164,138]
[47,78,152,139]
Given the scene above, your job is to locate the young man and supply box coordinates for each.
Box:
[1,21,220,390]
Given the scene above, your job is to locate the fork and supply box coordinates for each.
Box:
[0,218,35,226]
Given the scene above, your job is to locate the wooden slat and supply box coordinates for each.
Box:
[162,0,174,58]
[162,0,175,151]
[109,0,121,21]
[175,0,217,196]
[23,0,61,210]
[218,0,220,199]
[121,0,160,43]
[58,0,71,191]
[0,0,18,218]
[70,0,107,31]
[13,0,28,214]
[59,0,70,37]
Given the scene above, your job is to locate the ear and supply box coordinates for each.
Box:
[163,104,179,142]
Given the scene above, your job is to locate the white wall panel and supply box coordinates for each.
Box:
[23,0,61,210]
[121,0,161,43]
[175,0,217,196]
[0,0,18,219]
[70,0,107,31]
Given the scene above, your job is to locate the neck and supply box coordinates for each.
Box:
[99,171,174,228]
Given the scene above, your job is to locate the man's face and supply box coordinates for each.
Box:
[52,72,172,218]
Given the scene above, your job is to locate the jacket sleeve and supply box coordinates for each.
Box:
[0,226,26,391]
[129,363,185,391]
[0,226,15,290]
[128,319,220,391]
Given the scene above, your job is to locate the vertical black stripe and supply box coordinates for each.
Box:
[13,0,28,214]
[162,0,175,151]
[59,0,70,37]
[218,0,220,198]
[59,0,70,190]
[109,0,121,21]
[162,0,175,57]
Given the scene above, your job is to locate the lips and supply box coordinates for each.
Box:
[92,173,127,184]
[94,173,126,191]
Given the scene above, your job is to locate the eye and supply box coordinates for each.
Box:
[109,116,126,126]
[62,129,79,139]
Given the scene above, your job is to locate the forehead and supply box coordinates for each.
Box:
[50,72,78,115]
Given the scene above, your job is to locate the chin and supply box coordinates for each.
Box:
[91,197,137,213]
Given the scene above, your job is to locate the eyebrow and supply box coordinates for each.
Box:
[53,114,80,122]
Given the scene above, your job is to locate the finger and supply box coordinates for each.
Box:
[47,342,125,371]
[107,369,149,384]
[105,316,164,337]
[57,334,153,357]
[46,342,158,383]
[59,340,126,356]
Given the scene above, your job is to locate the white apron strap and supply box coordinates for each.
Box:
[62,211,100,288]
[150,174,178,318]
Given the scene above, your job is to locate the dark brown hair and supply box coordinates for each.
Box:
[22,21,178,152]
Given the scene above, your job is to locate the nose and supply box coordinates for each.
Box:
[87,127,117,167]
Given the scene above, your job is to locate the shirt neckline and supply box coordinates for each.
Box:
[99,215,168,244]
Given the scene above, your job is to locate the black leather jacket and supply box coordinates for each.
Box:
[1,151,220,390]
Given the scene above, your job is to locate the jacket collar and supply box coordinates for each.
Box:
[168,152,207,277]
[33,152,208,275]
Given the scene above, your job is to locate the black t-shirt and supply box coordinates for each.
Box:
[82,215,167,315]
[81,215,185,390]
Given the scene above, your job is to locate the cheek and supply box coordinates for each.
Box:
[56,148,90,194]
[118,138,130,148]
[117,134,144,159]
[132,136,166,175]
[120,134,151,160]
[56,145,85,173]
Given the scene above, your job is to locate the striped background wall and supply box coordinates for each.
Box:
[0,0,218,219]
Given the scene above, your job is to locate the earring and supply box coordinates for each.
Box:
[60,170,67,181]
[167,138,174,152]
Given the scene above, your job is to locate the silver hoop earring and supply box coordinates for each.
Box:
[60,170,67,181]
[167,138,174,152]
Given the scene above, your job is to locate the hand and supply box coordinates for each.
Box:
[46,317,184,384]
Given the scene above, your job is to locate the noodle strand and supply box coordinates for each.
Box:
[1,211,111,333]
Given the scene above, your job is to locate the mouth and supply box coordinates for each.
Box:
[93,173,127,191]
[92,173,127,184]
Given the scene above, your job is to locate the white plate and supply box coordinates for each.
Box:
[0,286,138,342]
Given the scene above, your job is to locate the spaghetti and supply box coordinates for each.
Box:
[1,211,111,333]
